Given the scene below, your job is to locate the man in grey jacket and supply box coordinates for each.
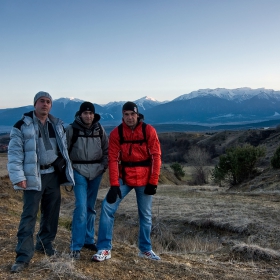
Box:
[66,102,108,260]
[7,91,74,273]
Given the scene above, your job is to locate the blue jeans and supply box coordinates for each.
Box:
[96,181,153,252]
[70,170,103,251]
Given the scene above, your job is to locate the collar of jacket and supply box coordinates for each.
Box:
[22,110,61,126]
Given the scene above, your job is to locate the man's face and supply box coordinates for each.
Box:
[34,97,52,117]
[123,110,138,129]
[80,111,94,126]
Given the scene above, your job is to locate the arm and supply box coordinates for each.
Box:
[108,127,121,186]
[106,127,123,203]
[146,125,162,185]
[7,127,26,186]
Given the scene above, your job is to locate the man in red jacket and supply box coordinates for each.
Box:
[92,101,161,262]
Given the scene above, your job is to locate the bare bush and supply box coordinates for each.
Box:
[187,146,210,185]
[34,254,90,279]
[230,242,280,261]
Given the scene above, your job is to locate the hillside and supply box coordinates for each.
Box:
[1,128,280,279]
[2,126,280,185]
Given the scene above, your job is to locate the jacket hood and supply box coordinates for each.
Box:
[93,113,101,122]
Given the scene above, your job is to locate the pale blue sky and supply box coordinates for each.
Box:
[1,0,280,108]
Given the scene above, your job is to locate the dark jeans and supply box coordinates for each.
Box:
[15,172,61,263]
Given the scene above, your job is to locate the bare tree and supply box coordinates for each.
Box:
[186,146,210,185]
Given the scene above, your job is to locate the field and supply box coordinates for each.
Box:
[1,149,280,279]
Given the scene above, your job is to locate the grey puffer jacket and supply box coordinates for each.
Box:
[7,111,75,191]
[66,114,108,180]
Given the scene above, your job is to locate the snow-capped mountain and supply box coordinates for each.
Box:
[104,101,124,110]
[97,96,166,123]
[54,97,84,107]
[1,88,280,128]
[132,96,166,111]
[174,88,280,102]
[143,87,280,124]
[104,96,165,111]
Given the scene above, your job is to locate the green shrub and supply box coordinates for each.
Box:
[212,144,266,186]
[271,146,280,168]
[170,162,185,180]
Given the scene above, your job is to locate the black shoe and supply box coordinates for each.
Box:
[83,243,97,251]
[11,262,28,273]
[70,250,81,260]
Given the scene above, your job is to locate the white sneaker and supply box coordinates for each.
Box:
[91,250,111,262]
[138,250,160,260]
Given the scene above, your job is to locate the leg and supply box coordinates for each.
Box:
[36,172,61,252]
[85,174,103,244]
[70,170,88,251]
[134,186,153,252]
[96,183,132,250]
[15,189,43,263]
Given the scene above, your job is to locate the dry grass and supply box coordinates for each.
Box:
[0,153,8,178]
[1,153,280,279]
[230,242,280,261]
[34,254,90,279]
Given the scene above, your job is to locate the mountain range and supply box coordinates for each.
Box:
[1,87,280,132]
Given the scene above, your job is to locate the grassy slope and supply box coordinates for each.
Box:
[1,170,280,278]
[1,127,280,279]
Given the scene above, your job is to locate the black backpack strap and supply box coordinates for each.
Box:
[68,127,79,154]
[72,159,102,164]
[97,122,103,139]
[118,123,124,145]
[121,159,151,167]
[141,122,147,143]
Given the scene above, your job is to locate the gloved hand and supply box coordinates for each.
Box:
[106,186,122,204]
[144,183,157,195]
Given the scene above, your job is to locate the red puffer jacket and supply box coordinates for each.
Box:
[108,121,161,187]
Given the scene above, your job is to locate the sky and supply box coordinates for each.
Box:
[1,0,280,109]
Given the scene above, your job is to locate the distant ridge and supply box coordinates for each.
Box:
[1,88,280,131]
[173,88,280,102]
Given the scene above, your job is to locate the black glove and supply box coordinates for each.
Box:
[106,186,122,204]
[144,183,157,195]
